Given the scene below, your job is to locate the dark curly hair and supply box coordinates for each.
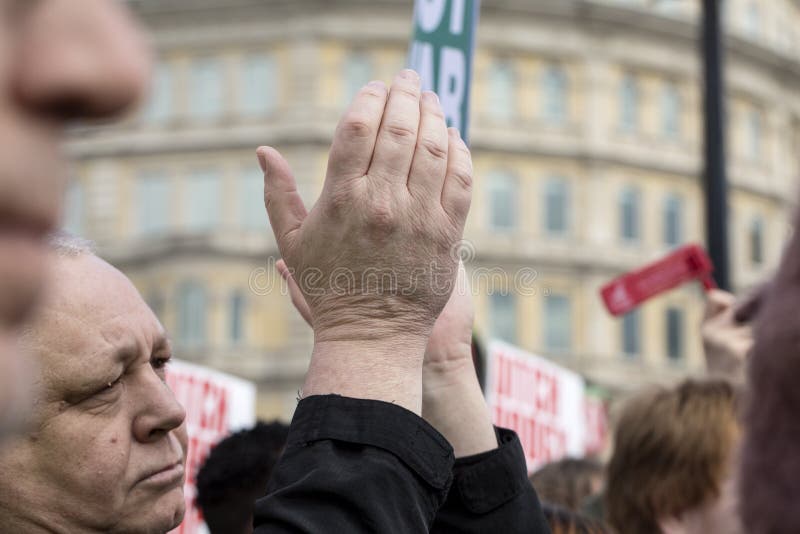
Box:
[195,421,289,534]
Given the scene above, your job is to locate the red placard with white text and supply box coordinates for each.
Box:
[166,360,256,534]
[486,340,587,472]
[600,244,716,316]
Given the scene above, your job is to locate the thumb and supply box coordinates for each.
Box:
[257,146,307,257]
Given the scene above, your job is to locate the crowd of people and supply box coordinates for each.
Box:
[0,1,798,534]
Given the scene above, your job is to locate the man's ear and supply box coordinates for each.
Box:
[658,515,686,534]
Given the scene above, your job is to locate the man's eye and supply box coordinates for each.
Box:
[152,355,172,370]
[101,376,123,393]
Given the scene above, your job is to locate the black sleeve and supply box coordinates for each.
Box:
[253,395,455,534]
[430,427,551,534]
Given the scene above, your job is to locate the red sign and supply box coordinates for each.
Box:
[487,341,588,472]
[600,244,716,316]
[166,360,256,534]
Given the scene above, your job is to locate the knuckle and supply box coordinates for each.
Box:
[384,122,418,144]
[340,113,375,139]
[418,137,448,161]
[365,198,397,232]
[392,84,421,100]
[449,164,473,190]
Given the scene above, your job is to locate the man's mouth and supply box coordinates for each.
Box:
[139,461,185,487]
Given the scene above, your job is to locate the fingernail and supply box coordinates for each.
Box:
[256,148,268,173]
[399,69,420,82]
[367,80,387,91]
[422,91,440,105]
[448,127,461,139]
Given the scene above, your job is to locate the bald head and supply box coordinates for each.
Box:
[0,251,188,533]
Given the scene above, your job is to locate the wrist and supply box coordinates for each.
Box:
[304,336,428,415]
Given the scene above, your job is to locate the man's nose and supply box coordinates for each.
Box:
[11,0,151,120]
[133,373,187,443]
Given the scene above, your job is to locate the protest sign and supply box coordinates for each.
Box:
[486,340,588,472]
[601,244,716,316]
[166,360,257,534]
[408,0,480,140]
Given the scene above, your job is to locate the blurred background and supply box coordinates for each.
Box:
[64,0,792,421]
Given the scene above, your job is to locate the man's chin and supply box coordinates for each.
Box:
[135,487,185,534]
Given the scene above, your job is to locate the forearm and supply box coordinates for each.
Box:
[305,337,428,415]
[422,359,498,458]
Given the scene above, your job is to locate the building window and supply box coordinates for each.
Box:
[487,60,515,122]
[745,2,761,37]
[489,292,517,343]
[488,171,517,230]
[544,178,569,236]
[240,55,276,117]
[619,186,641,242]
[750,216,764,266]
[542,64,568,124]
[177,281,207,345]
[663,194,683,247]
[186,169,221,231]
[229,291,245,343]
[344,52,372,105]
[666,307,684,361]
[137,172,170,236]
[144,62,172,123]
[240,167,266,230]
[661,83,681,138]
[620,74,639,132]
[63,179,84,235]
[747,109,762,160]
[622,309,641,357]
[189,58,223,120]
[544,294,572,352]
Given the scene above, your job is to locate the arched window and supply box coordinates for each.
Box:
[542,64,568,124]
[619,186,641,242]
[750,216,765,266]
[661,83,681,138]
[229,291,245,343]
[177,281,207,345]
[620,74,639,132]
[344,52,372,104]
[487,60,515,121]
[240,54,277,117]
[544,178,569,235]
[663,194,683,247]
[487,171,518,230]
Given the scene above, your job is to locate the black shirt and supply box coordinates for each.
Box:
[254,395,550,533]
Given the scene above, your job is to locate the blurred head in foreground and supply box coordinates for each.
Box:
[605,379,742,534]
[542,503,612,534]
[0,0,150,439]
[197,421,289,534]
[740,202,800,533]
[0,235,188,533]
[530,457,604,512]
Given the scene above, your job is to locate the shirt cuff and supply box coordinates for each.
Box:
[449,427,530,513]
[287,394,455,490]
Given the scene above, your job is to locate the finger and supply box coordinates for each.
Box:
[703,289,735,321]
[440,127,473,224]
[257,146,307,257]
[367,69,422,187]
[276,259,313,327]
[326,81,388,183]
[407,91,448,201]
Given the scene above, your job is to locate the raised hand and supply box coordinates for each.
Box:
[258,70,473,413]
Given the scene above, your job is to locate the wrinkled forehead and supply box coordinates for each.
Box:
[26,255,166,385]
